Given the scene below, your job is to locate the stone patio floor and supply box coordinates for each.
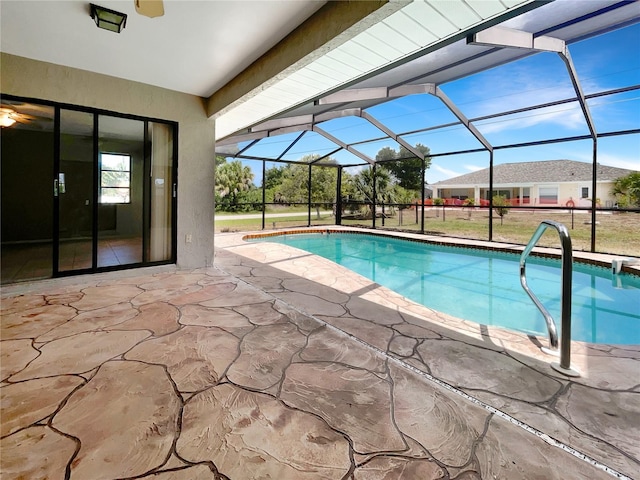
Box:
[1,228,638,479]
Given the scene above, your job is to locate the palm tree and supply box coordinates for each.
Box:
[611,172,640,208]
[351,167,395,217]
[215,160,254,210]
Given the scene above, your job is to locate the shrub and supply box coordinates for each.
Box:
[493,195,509,225]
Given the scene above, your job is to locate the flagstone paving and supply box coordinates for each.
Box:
[1,229,638,479]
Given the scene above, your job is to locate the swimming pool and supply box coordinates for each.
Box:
[251,232,640,345]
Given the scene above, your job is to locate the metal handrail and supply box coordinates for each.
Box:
[520,220,580,377]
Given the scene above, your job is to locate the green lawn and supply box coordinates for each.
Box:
[216,215,317,230]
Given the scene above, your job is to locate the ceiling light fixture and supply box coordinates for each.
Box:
[0,109,16,128]
[90,3,127,33]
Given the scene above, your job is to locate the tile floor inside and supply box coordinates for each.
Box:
[2,236,144,284]
[1,228,638,479]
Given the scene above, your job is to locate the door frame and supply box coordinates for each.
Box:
[1,94,178,280]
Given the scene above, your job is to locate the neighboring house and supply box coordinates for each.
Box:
[431,160,636,208]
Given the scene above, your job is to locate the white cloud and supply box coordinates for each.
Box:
[445,59,614,136]
[432,164,460,177]
[474,102,586,135]
[450,64,577,116]
[594,154,640,171]
[427,164,462,183]
[570,151,639,171]
[464,164,484,172]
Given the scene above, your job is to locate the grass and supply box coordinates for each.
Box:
[215,206,311,216]
[216,215,315,230]
[215,208,640,257]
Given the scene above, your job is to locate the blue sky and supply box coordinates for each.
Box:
[233,22,640,186]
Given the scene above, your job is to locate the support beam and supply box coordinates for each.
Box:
[468,26,564,53]
[215,144,241,156]
[277,131,307,160]
[360,110,425,160]
[558,49,597,140]
[468,26,596,140]
[434,87,493,152]
[244,108,360,137]
[216,130,266,146]
[317,83,435,105]
[336,167,343,225]
[310,147,343,164]
[313,125,375,165]
[318,87,388,105]
[220,123,313,147]
[308,164,312,227]
[261,161,266,230]
[250,115,313,132]
[268,124,313,137]
[236,138,260,157]
[314,108,362,123]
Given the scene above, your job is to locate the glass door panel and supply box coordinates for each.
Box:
[59,109,95,272]
[148,121,174,262]
[98,115,144,267]
[0,100,55,284]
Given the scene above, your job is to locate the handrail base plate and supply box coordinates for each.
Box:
[551,362,580,377]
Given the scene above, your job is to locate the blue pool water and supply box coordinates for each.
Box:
[252,233,640,344]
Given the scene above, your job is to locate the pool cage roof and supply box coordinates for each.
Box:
[215,0,640,168]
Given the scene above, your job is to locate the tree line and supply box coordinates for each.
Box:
[215,144,432,214]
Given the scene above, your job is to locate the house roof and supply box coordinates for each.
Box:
[432,160,637,187]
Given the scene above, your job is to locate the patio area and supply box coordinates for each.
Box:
[1,229,638,479]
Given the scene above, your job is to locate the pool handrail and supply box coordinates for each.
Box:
[520,220,580,377]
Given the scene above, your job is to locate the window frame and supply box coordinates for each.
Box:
[99,152,132,204]
[538,185,558,205]
[581,187,589,199]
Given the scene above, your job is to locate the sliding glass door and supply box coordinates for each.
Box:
[97,115,145,268]
[1,95,176,285]
[58,109,95,272]
[0,100,55,283]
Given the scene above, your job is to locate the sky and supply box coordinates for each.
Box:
[229,21,640,186]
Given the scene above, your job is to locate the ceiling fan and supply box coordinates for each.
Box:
[0,107,36,128]
[0,103,54,128]
[135,0,164,18]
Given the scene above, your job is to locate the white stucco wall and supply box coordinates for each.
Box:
[1,53,216,268]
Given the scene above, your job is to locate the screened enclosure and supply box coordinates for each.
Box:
[215,1,639,257]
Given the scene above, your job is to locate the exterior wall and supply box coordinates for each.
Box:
[565,181,617,208]
[1,53,215,269]
[595,182,618,208]
[436,181,618,207]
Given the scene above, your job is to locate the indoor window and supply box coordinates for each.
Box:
[100,153,131,203]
